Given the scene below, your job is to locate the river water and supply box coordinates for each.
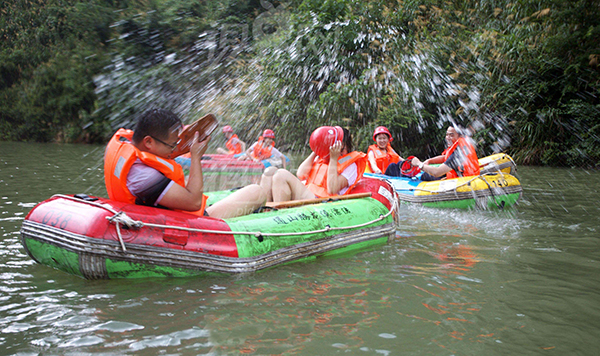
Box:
[1,141,599,355]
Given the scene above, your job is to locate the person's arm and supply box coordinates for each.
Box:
[243,147,253,160]
[367,150,382,174]
[326,141,349,194]
[159,132,210,211]
[297,152,316,180]
[237,138,247,153]
[411,156,452,178]
[271,147,287,169]
[424,155,445,165]
[239,142,255,160]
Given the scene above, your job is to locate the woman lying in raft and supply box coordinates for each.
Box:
[260,126,367,203]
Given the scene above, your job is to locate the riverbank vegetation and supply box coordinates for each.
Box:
[1,0,598,167]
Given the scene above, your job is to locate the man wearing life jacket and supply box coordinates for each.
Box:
[216,125,246,155]
[104,109,266,219]
[367,126,402,174]
[239,129,287,168]
[410,125,480,179]
[259,126,367,202]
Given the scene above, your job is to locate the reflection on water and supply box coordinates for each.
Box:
[1,141,600,355]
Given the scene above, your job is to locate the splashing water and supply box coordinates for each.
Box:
[94,1,519,158]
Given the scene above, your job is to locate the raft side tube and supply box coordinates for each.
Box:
[21,218,393,278]
[23,196,239,257]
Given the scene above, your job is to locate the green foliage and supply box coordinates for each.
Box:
[0,0,265,142]
[1,0,599,169]
[0,0,115,142]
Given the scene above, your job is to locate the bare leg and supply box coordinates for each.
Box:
[206,184,267,219]
[259,166,278,202]
[271,169,315,202]
[216,147,228,154]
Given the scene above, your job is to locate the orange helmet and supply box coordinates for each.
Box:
[262,129,275,139]
[309,126,343,162]
[373,126,393,142]
[222,125,233,133]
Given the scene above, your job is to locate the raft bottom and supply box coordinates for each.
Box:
[23,234,390,279]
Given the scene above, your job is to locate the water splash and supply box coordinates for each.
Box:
[94,1,519,158]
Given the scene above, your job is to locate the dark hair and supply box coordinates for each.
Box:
[341,127,353,152]
[132,109,182,144]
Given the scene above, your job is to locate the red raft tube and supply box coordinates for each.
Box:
[176,154,264,173]
[20,178,398,279]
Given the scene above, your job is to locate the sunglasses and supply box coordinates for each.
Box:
[151,136,181,152]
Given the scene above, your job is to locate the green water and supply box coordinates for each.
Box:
[1,141,599,355]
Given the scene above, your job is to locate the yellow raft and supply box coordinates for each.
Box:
[365,153,522,209]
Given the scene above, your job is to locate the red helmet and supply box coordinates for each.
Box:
[262,129,275,139]
[222,125,233,133]
[400,156,421,177]
[373,126,393,142]
[309,126,343,162]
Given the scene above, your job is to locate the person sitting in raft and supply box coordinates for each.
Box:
[259,126,367,202]
[104,109,266,219]
[216,125,246,155]
[238,129,287,169]
[398,125,480,181]
[367,126,402,174]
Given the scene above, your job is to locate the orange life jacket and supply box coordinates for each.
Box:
[367,144,400,172]
[251,137,274,160]
[305,151,367,198]
[226,134,243,154]
[443,137,480,179]
[104,128,207,215]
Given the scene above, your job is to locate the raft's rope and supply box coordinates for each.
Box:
[374,177,402,226]
[51,193,398,252]
[477,174,505,210]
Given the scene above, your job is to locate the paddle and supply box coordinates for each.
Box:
[265,192,372,209]
[169,114,219,158]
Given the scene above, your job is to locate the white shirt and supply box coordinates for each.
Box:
[338,163,358,195]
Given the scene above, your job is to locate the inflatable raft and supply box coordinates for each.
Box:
[20,178,397,279]
[175,154,290,174]
[365,154,521,209]
[478,153,516,175]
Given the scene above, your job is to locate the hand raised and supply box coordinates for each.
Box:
[190,131,211,160]
[411,156,421,167]
[329,140,343,161]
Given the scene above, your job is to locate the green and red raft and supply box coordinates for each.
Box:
[20,178,397,279]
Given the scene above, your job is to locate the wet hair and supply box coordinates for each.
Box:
[341,127,353,152]
[132,108,182,144]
